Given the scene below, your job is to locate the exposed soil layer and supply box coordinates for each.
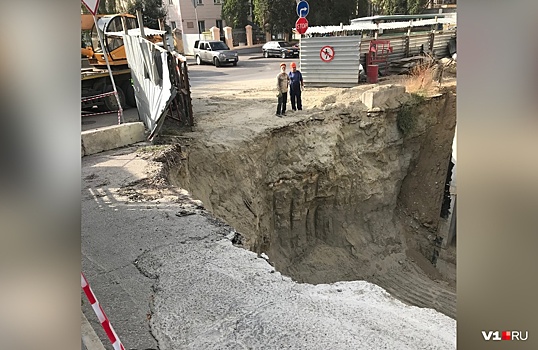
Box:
[163,81,457,317]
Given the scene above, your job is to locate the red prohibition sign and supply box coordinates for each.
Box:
[320,46,335,62]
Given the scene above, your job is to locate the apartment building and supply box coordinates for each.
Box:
[166,0,226,54]
[167,0,225,35]
[111,0,225,54]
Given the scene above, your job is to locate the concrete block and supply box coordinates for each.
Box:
[81,122,145,157]
[360,85,406,110]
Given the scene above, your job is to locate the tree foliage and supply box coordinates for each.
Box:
[252,0,296,34]
[357,0,371,17]
[81,0,117,14]
[306,0,358,26]
[251,0,360,33]
[235,0,428,35]
[371,0,428,15]
[127,0,168,29]
[222,0,250,28]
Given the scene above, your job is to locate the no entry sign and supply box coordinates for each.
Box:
[320,46,335,62]
[295,17,309,35]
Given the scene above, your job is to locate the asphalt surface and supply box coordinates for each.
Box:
[186,54,289,91]
[80,54,457,349]
[81,148,456,350]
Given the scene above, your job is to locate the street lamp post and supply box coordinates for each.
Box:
[192,0,201,40]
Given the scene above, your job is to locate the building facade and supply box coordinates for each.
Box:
[167,0,225,35]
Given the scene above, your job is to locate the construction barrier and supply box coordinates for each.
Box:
[81,91,123,124]
[81,273,126,350]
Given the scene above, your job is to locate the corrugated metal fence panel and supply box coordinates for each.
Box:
[301,32,455,84]
[301,36,361,84]
[359,37,406,72]
[408,34,431,57]
[386,36,406,62]
[359,38,371,67]
[432,32,456,58]
[124,35,173,135]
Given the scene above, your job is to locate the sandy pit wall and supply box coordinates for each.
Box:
[167,85,457,285]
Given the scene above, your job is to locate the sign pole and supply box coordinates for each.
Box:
[87,8,123,123]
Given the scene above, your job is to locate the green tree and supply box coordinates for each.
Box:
[356,0,371,17]
[222,0,250,28]
[371,0,428,15]
[406,0,428,14]
[306,0,357,26]
[99,0,118,14]
[81,0,117,14]
[127,0,168,29]
[253,0,295,36]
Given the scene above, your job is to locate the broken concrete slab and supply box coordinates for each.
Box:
[81,122,145,157]
[360,84,407,110]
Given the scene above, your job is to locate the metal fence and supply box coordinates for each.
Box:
[301,36,362,85]
[408,34,431,56]
[232,29,247,47]
[300,30,455,85]
[432,31,455,58]
[123,35,193,139]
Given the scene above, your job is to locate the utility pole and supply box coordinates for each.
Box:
[192,0,201,40]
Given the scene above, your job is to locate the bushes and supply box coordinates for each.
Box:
[397,93,425,136]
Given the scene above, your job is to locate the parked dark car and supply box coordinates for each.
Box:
[262,41,300,58]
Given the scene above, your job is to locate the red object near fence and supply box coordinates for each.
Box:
[366,40,393,76]
[367,65,379,83]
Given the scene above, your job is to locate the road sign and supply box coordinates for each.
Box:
[297,0,309,18]
[81,0,100,15]
[320,45,335,62]
[295,17,309,35]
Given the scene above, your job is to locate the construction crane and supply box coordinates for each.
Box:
[81,13,165,111]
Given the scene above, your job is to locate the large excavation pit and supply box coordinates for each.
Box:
[164,83,457,317]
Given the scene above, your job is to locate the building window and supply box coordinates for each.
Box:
[171,21,176,29]
[168,0,173,4]
[198,20,206,33]
[214,0,222,4]
[187,22,194,29]
[196,0,203,5]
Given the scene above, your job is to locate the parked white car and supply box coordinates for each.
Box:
[194,40,239,67]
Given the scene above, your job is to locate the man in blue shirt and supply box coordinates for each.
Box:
[288,62,304,111]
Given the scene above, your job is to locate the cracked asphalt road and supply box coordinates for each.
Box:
[81,146,455,350]
[81,146,228,350]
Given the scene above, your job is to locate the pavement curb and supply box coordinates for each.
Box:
[81,122,145,157]
[81,311,106,350]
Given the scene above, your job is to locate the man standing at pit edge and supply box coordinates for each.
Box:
[288,62,304,111]
[276,62,290,117]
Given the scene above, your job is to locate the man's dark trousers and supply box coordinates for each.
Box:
[277,93,287,115]
[290,87,302,110]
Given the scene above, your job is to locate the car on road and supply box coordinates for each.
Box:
[262,41,300,58]
[194,40,239,67]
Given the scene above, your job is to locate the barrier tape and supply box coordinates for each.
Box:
[80,108,122,124]
[82,110,118,118]
[81,88,123,124]
[81,91,116,103]
[81,273,126,350]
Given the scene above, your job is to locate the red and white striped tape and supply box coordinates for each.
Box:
[81,273,126,350]
[81,110,119,118]
[81,91,117,103]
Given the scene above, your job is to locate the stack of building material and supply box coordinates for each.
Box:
[390,56,435,75]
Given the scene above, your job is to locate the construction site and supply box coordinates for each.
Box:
[81,9,457,350]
